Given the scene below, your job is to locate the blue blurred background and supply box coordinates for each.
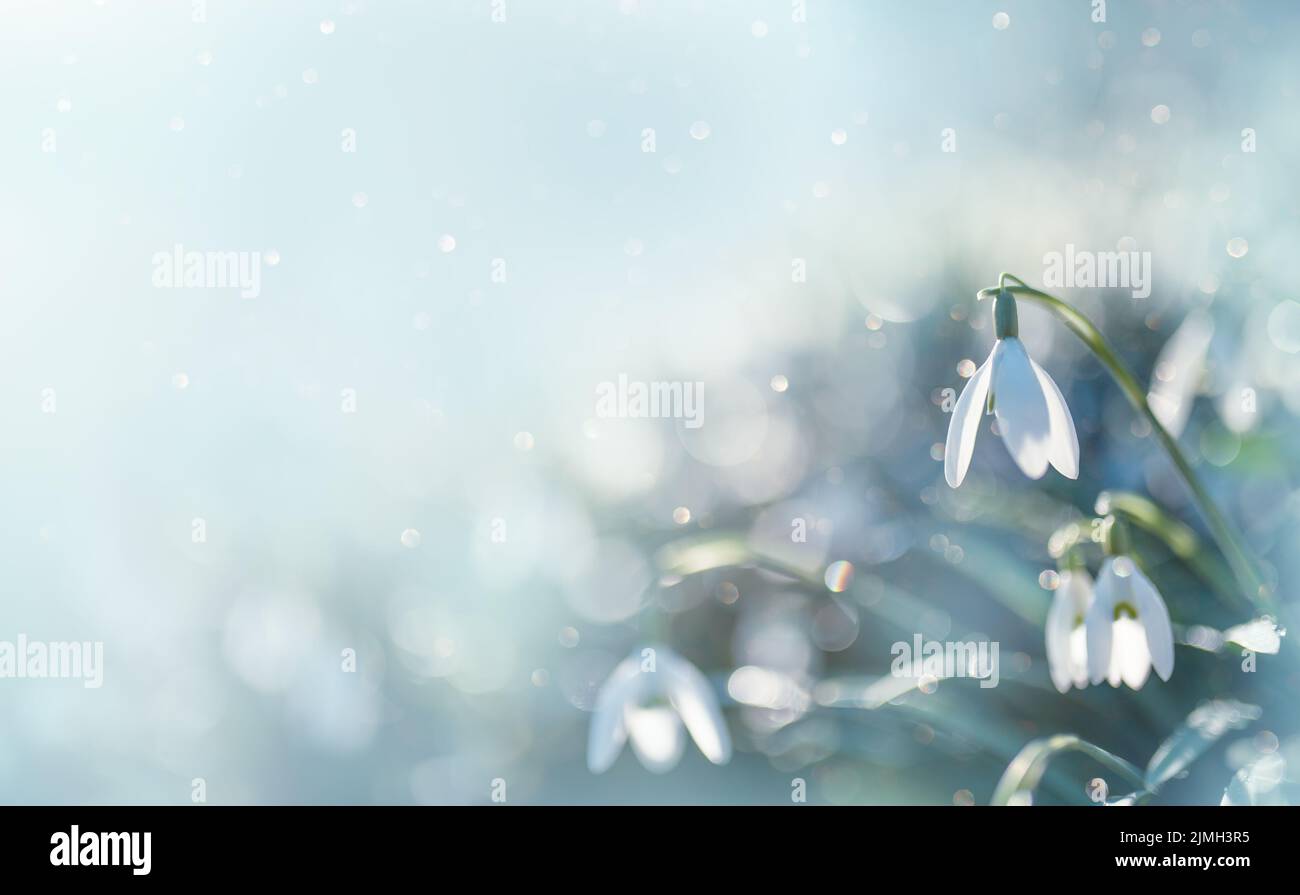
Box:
[0,0,1297,804]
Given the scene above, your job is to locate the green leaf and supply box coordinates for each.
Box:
[653,532,823,585]
[1145,699,1261,792]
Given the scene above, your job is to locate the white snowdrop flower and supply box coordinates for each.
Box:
[1085,523,1174,689]
[945,290,1079,487]
[1148,308,1213,438]
[587,645,731,774]
[1046,566,1093,693]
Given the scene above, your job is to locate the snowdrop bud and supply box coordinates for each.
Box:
[994,289,1019,339]
[1102,516,1131,556]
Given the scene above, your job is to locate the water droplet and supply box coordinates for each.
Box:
[438,234,456,253]
[751,20,769,38]
[1141,27,1161,47]
[172,373,190,390]
[400,529,421,548]
[830,128,847,146]
[1151,104,1170,124]
[320,20,335,34]
[672,506,691,525]
[513,431,535,451]
[352,192,369,208]
[824,560,854,593]
[558,626,580,648]
[1227,237,1249,258]
[1267,300,1300,353]
[769,374,789,393]
[992,12,1010,30]
[689,120,711,141]
[957,358,976,378]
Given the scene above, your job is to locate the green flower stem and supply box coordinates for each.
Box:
[977,276,1275,615]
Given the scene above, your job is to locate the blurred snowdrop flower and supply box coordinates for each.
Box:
[1148,309,1213,437]
[587,645,732,774]
[1045,566,1093,693]
[1085,521,1174,689]
[945,291,1079,487]
[1222,617,1283,654]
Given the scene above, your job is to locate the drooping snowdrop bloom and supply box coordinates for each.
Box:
[1085,522,1174,689]
[1148,308,1213,438]
[1148,307,1264,437]
[587,645,732,774]
[1045,566,1093,693]
[945,290,1079,487]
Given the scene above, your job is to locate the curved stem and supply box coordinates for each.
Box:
[1095,490,1242,608]
[991,733,1147,805]
[977,279,1274,614]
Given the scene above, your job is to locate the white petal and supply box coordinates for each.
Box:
[1045,586,1075,693]
[662,651,732,765]
[1113,618,1152,690]
[1148,309,1213,438]
[1086,560,1117,685]
[625,705,686,773]
[1060,570,1094,688]
[944,350,995,487]
[1062,569,1095,618]
[586,655,645,773]
[991,338,1052,479]
[1030,359,1079,479]
[1068,625,1089,688]
[1131,567,1175,681]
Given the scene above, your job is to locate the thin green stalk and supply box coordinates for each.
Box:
[991,734,1147,805]
[976,275,1275,614]
[1095,490,1242,609]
